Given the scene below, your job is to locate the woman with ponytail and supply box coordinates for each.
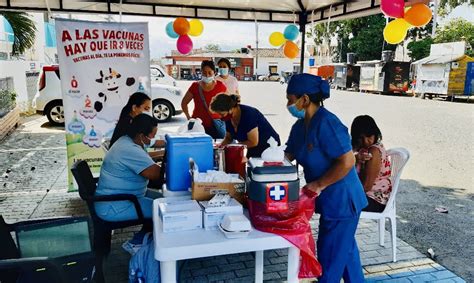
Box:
[210,94,280,158]
[110,92,152,147]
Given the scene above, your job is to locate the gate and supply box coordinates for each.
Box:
[464,62,474,96]
[25,71,40,114]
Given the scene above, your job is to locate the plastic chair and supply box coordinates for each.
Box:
[71,160,151,283]
[0,216,94,283]
[360,147,410,262]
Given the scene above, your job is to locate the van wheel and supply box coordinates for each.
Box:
[152,100,173,122]
[46,101,65,126]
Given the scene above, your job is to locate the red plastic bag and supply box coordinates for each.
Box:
[247,189,322,279]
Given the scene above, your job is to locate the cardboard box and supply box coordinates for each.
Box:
[190,160,246,204]
[158,199,202,233]
[192,180,246,204]
[199,198,243,230]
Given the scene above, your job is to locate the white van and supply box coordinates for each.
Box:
[150,65,177,86]
[32,65,182,125]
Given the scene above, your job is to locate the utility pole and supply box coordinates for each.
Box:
[254,17,259,80]
[432,0,438,37]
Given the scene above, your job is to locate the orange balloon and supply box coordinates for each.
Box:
[404,3,432,27]
[284,41,299,59]
[173,17,190,35]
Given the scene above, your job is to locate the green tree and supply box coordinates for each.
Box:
[0,11,37,56]
[407,37,434,60]
[346,15,397,61]
[204,43,221,52]
[439,0,472,9]
[434,18,474,56]
[309,14,397,62]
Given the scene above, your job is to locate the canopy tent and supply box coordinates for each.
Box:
[0,0,428,72]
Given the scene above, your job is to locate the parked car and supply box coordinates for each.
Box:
[257,73,281,81]
[150,65,177,86]
[32,65,183,125]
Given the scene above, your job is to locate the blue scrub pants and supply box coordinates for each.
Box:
[317,215,365,283]
[95,189,161,222]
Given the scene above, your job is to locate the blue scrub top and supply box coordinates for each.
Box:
[226,104,280,157]
[286,107,368,220]
[95,136,155,214]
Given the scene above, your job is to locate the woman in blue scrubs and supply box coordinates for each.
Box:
[284,74,368,283]
[210,93,280,158]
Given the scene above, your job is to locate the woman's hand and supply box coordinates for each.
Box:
[303,180,326,196]
[355,151,372,163]
[181,91,193,120]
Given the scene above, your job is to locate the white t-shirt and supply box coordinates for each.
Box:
[216,75,239,95]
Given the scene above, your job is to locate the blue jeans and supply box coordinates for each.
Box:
[95,190,161,222]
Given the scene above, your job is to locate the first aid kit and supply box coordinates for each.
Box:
[247,157,300,213]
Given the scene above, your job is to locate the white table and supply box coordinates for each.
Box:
[152,199,300,283]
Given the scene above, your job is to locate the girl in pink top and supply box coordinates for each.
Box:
[215,58,240,96]
[351,115,392,212]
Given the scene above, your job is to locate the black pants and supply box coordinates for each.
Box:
[362,196,386,212]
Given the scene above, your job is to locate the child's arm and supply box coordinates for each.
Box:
[359,147,381,192]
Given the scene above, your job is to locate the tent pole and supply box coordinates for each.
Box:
[299,12,307,74]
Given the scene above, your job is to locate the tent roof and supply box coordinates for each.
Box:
[0,0,429,24]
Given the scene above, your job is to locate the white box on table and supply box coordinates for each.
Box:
[199,198,243,230]
[158,199,202,233]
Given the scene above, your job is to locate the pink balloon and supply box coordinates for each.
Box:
[381,0,404,18]
[177,35,193,55]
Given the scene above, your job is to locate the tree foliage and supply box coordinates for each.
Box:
[434,18,474,57]
[0,11,37,56]
[204,43,221,52]
[439,0,472,9]
[407,37,434,61]
[407,19,474,60]
[309,14,397,62]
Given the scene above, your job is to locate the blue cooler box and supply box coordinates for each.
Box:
[165,133,214,191]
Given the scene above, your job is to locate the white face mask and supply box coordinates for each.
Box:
[202,76,214,84]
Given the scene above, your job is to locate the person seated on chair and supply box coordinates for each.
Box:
[95,113,162,223]
[110,92,165,158]
[351,115,392,213]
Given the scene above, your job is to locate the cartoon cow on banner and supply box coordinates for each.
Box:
[94,67,137,122]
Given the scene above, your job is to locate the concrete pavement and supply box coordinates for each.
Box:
[0,113,468,282]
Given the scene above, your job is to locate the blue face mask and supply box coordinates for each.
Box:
[218,68,229,76]
[287,103,305,119]
[202,76,214,84]
[142,136,156,151]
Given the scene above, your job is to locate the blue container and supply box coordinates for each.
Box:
[165,134,214,191]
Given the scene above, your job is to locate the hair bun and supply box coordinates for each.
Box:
[230,94,241,104]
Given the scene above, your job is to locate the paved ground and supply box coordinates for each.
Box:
[0,81,472,282]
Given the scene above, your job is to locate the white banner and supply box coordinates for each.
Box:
[55,19,150,191]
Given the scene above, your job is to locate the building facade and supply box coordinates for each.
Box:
[164,49,254,80]
[250,47,309,76]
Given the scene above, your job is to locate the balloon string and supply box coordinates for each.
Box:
[327,4,332,35]
[293,11,296,25]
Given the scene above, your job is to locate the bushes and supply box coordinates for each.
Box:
[0,89,17,118]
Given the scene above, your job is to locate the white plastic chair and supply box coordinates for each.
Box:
[360,147,410,262]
